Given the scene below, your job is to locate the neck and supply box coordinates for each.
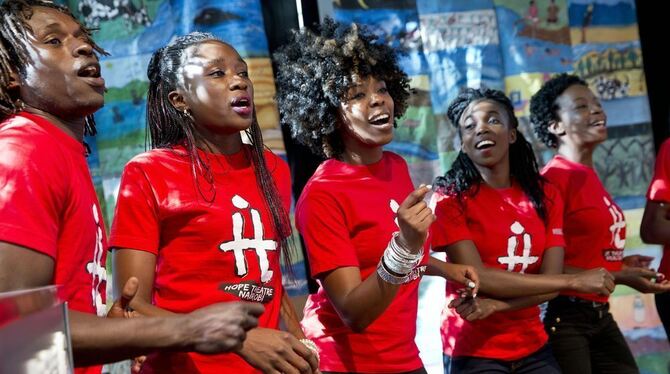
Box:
[195,130,244,155]
[340,141,384,166]
[23,106,86,141]
[476,157,512,189]
[557,142,596,167]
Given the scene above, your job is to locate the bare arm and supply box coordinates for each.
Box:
[319,185,434,332]
[280,290,306,339]
[442,241,613,298]
[1,242,262,366]
[113,248,318,373]
[641,201,670,245]
[452,247,564,320]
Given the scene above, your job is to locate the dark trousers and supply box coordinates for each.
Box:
[544,296,639,374]
[656,292,670,340]
[445,344,560,374]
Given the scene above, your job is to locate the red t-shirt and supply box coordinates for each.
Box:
[109,145,291,374]
[0,112,107,374]
[297,152,427,373]
[647,139,670,276]
[431,182,564,361]
[542,155,626,302]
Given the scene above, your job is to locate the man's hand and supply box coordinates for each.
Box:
[180,302,265,354]
[107,277,141,319]
[236,328,319,373]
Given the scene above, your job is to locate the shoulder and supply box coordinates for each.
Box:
[0,115,63,170]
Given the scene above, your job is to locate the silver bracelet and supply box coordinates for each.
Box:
[299,338,320,363]
[377,259,409,284]
[383,232,423,275]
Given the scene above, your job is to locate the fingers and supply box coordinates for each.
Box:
[121,276,140,302]
[464,268,479,296]
[399,184,432,209]
[289,338,319,373]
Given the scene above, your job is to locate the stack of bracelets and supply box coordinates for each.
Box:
[376,232,423,284]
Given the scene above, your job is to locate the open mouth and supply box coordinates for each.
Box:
[368,113,391,126]
[591,120,606,128]
[231,96,252,116]
[475,140,495,150]
[77,62,105,88]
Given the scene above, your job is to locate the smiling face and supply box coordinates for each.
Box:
[170,40,254,135]
[18,6,105,120]
[459,99,517,169]
[338,75,395,152]
[552,83,607,148]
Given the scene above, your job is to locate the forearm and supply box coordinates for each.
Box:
[280,291,305,339]
[472,267,571,298]
[489,292,558,313]
[328,270,402,332]
[70,310,188,367]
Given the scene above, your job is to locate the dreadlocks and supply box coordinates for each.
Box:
[146,31,295,273]
[434,87,548,221]
[0,0,107,134]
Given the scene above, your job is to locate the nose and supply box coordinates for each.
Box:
[73,39,94,57]
[230,75,248,91]
[475,121,490,135]
[369,92,385,107]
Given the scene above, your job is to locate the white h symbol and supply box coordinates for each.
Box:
[86,205,107,316]
[219,195,277,282]
[604,197,625,250]
[498,221,538,273]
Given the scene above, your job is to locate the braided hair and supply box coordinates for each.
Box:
[146,32,295,272]
[0,0,107,134]
[434,87,547,221]
[529,73,588,148]
[274,17,410,159]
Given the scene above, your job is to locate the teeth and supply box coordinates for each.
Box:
[369,114,390,123]
[476,140,495,149]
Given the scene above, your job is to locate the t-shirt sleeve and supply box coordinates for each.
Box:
[0,140,62,258]
[109,161,160,254]
[296,189,359,278]
[430,192,472,251]
[647,139,670,202]
[543,183,566,249]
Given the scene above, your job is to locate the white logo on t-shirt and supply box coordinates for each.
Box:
[219,195,277,283]
[497,221,538,273]
[86,204,107,316]
[390,199,400,227]
[604,197,625,250]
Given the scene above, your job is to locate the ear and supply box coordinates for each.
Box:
[509,127,517,144]
[547,119,566,137]
[168,90,188,113]
[7,69,20,91]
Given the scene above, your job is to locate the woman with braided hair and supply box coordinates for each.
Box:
[431,87,616,374]
[274,19,479,373]
[109,32,318,373]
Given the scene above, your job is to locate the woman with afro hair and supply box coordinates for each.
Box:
[529,73,670,374]
[431,87,614,374]
[274,18,479,373]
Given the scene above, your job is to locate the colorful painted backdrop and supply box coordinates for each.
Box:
[332,0,667,373]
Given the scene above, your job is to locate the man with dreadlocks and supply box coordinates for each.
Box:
[0,1,264,372]
[274,19,479,373]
